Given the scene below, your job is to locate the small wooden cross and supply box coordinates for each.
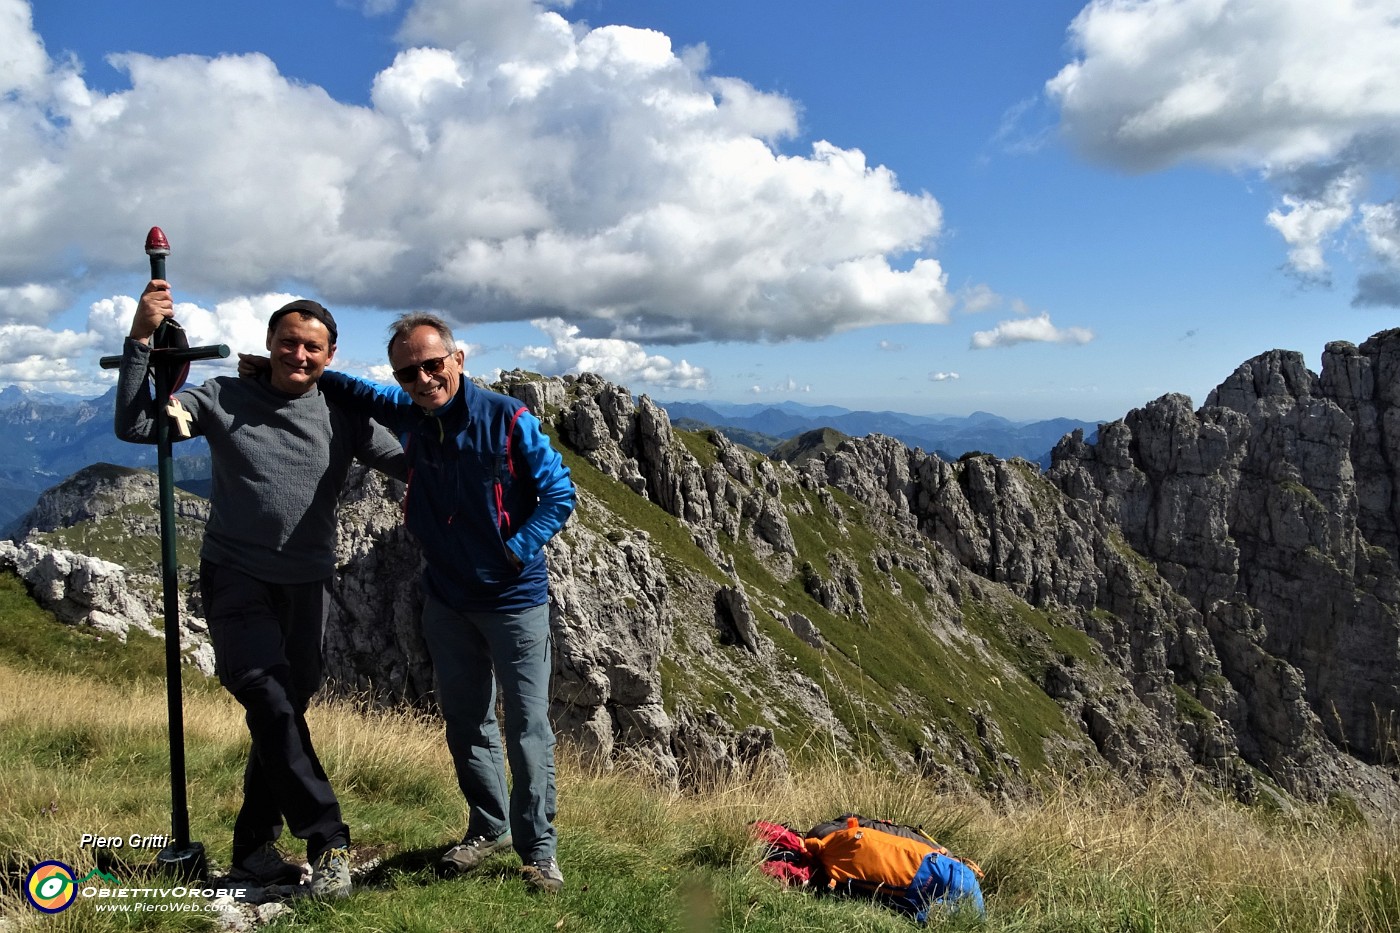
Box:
[166,397,194,439]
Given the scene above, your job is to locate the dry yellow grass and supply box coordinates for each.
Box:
[5,660,1399,932]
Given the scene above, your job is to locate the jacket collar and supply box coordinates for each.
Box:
[419,380,469,427]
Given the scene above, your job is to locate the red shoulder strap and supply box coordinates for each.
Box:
[505,406,528,478]
[495,406,531,533]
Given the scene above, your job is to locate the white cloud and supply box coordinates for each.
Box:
[0,293,224,394]
[0,323,98,359]
[35,291,353,395]
[958,284,1001,314]
[743,375,813,395]
[877,339,905,351]
[991,97,1055,156]
[0,284,67,324]
[0,0,48,97]
[85,297,136,349]
[179,294,318,356]
[1354,199,1400,306]
[1050,0,1400,171]
[1360,200,1400,266]
[0,322,101,390]
[1048,0,1400,298]
[0,0,952,357]
[519,317,709,389]
[363,363,399,386]
[957,285,1034,316]
[970,313,1094,350]
[1265,173,1359,281]
[353,0,401,16]
[930,371,960,381]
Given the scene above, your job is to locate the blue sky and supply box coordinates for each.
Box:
[4,0,1398,421]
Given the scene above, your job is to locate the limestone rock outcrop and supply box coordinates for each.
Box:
[8,333,1400,811]
[1049,333,1400,807]
[0,539,160,641]
[14,462,209,539]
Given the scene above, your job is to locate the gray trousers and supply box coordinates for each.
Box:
[421,596,558,862]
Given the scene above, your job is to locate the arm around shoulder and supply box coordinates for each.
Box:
[356,418,408,482]
[320,370,415,430]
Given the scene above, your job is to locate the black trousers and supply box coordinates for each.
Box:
[200,560,348,863]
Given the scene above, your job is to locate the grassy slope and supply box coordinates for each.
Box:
[2,573,1398,931]
[36,423,1179,789]
[12,415,1157,791]
[569,428,1105,783]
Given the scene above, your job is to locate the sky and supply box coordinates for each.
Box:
[3,0,1399,421]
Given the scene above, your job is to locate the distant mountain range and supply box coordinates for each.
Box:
[0,384,1099,537]
[658,398,1101,465]
[0,385,209,536]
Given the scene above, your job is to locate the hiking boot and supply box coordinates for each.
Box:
[439,833,513,875]
[521,856,564,894]
[310,846,352,899]
[228,842,305,886]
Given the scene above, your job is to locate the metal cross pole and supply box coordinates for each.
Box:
[99,227,228,881]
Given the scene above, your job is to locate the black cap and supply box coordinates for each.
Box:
[268,299,338,344]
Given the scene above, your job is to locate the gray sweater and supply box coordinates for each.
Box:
[114,339,406,583]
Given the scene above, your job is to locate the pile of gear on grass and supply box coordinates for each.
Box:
[752,813,985,923]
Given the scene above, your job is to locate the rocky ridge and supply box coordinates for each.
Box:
[6,333,1400,815]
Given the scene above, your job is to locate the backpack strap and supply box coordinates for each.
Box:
[505,405,527,477]
[398,431,410,503]
[495,406,530,531]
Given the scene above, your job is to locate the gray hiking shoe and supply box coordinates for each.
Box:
[228,842,305,886]
[439,833,513,875]
[310,846,352,899]
[521,856,564,894]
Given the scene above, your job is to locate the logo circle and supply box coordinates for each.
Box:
[25,861,78,913]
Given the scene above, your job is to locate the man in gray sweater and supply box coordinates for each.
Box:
[114,279,405,899]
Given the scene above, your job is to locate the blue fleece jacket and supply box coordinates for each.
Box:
[319,371,575,612]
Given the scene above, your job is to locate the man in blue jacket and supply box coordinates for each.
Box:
[313,314,575,894]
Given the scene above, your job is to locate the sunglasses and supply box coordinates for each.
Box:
[391,354,453,384]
